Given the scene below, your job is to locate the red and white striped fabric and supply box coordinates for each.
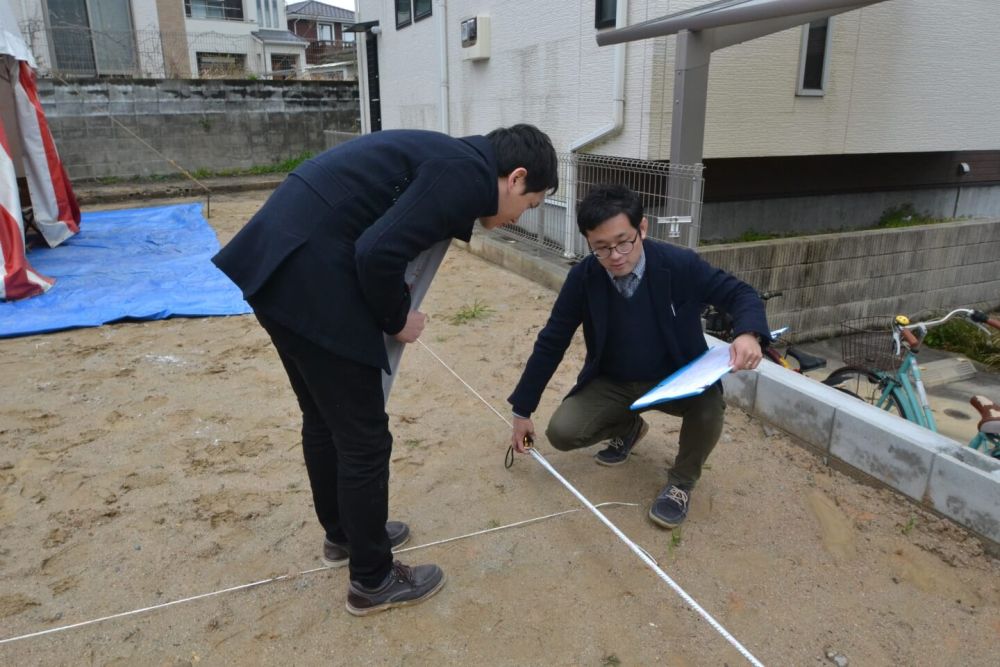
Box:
[0,92,53,300]
[14,60,80,248]
[1,55,81,301]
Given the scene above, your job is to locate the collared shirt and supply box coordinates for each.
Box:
[606,248,646,298]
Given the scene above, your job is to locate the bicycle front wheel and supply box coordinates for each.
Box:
[822,366,908,418]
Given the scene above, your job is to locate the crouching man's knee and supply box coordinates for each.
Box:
[545,415,585,451]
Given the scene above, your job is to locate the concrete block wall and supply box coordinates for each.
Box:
[723,352,1000,548]
[699,218,1000,343]
[37,78,360,180]
[701,185,1000,241]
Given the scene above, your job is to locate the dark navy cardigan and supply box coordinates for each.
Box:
[213,130,498,372]
[508,239,769,417]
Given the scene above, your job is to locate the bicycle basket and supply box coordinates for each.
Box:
[840,316,902,371]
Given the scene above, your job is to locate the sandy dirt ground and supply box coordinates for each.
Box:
[2,192,999,666]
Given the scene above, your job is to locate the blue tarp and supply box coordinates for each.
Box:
[0,203,251,337]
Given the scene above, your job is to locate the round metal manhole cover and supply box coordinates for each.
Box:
[943,408,972,421]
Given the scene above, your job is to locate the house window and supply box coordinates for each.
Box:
[343,30,355,43]
[797,18,831,96]
[185,0,245,21]
[318,23,333,42]
[46,0,137,75]
[197,51,247,76]
[595,0,616,29]
[414,0,432,21]
[396,0,432,29]
[270,53,298,79]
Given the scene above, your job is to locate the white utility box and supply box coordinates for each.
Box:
[461,16,491,61]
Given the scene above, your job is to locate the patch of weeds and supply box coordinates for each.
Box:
[486,519,500,529]
[403,438,423,448]
[667,527,683,556]
[923,313,1000,371]
[876,203,944,229]
[736,229,782,242]
[450,299,492,325]
[900,516,917,535]
[601,654,621,666]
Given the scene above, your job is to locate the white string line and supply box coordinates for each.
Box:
[417,339,765,667]
[0,502,635,646]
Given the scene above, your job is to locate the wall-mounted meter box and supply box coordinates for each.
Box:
[460,16,491,61]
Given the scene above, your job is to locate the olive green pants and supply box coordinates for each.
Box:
[545,376,725,488]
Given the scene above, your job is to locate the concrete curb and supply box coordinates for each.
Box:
[462,232,1000,549]
[74,175,283,206]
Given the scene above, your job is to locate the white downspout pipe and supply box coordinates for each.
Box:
[435,0,450,134]
[564,0,628,257]
[357,29,371,134]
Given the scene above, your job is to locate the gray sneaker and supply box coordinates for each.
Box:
[595,417,649,466]
[322,521,411,567]
[346,560,446,616]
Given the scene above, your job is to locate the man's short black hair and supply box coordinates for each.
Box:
[486,124,559,195]
[577,184,643,235]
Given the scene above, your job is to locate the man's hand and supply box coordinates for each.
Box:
[730,332,763,371]
[511,416,536,454]
[393,310,426,343]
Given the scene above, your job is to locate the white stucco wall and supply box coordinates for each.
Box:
[358,0,660,156]
[360,0,1000,160]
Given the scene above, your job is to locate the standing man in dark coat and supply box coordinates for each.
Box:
[213,125,558,615]
[508,184,768,529]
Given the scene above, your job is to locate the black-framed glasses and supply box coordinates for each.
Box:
[590,230,640,259]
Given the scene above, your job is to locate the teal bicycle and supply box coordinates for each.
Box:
[822,309,1000,458]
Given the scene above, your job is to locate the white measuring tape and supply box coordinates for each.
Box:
[2,337,765,665]
[0,503,635,646]
[416,340,765,667]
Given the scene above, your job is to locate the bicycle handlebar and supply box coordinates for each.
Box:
[898,308,984,332]
[899,327,920,349]
[969,309,1000,331]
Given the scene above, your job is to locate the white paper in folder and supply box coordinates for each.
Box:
[631,344,733,410]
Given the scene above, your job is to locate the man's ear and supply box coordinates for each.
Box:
[505,167,528,192]
[639,216,649,239]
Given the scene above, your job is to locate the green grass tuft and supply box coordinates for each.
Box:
[923,314,1000,371]
[450,300,492,325]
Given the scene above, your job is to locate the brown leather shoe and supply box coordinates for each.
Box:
[322,521,411,567]
[346,560,446,616]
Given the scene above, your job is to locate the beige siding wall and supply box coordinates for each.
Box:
[700,0,1000,159]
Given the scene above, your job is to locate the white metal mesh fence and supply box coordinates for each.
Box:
[18,23,357,80]
[492,153,704,257]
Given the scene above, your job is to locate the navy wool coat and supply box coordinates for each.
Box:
[508,239,770,418]
[213,130,498,372]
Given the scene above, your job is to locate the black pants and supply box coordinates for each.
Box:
[255,312,393,587]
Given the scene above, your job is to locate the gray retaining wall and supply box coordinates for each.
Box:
[37,78,360,180]
[698,218,1000,343]
[702,185,1000,240]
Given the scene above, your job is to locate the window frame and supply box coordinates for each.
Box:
[395,0,412,29]
[184,0,245,22]
[414,0,433,23]
[595,0,616,30]
[396,0,432,30]
[796,17,832,97]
